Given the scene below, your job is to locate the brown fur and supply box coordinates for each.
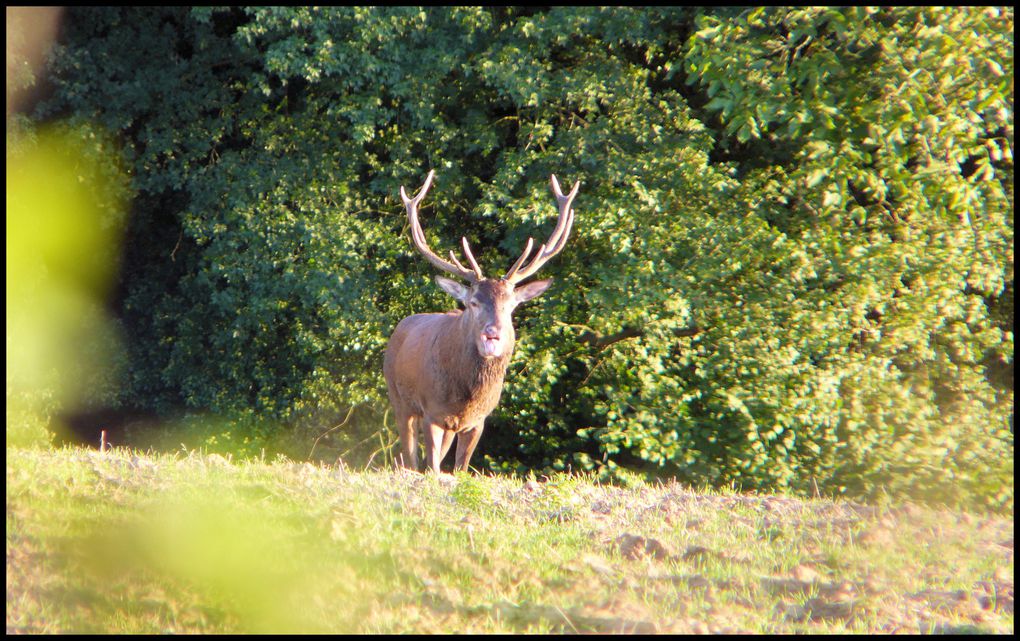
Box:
[388,171,577,472]
[384,278,548,472]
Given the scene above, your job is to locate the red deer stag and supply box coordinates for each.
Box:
[384,170,579,473]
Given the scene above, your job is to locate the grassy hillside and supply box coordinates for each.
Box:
[6,445,1014,634]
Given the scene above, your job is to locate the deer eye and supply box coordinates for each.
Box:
[468,300,481,309]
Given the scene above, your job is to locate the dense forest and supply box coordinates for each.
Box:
[8,7,1013,510]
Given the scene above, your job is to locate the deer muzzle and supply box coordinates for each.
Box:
[479,326,504,358]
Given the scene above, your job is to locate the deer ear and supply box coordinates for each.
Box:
[435,276,470,303]
[514,278,553,304]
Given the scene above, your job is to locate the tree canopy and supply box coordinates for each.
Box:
[16,7,1013,510]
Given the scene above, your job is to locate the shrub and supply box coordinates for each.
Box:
[27,7,1012,510]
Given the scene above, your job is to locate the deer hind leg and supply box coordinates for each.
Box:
[396,412,419,471]
[454,423,485,472]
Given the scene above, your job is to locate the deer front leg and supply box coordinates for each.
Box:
[423,420,450,473]
[438,429,456,464]
[454,423,485,472]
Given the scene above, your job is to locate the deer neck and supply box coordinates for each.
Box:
[446,311,513,393]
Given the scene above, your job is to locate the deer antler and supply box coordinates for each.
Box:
[503,174,579,284]
[401,170,483,282]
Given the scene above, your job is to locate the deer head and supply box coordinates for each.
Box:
[400,170,579,360]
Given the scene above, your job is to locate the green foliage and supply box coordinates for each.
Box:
[682,7,1013,510]
[29,7,1012,510]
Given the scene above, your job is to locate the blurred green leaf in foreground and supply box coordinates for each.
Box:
[7,123,131,446]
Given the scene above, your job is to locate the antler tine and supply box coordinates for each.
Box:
[461,237,484,281]
[502,237,534,280]
[448,250,469,273]
[504,174,579,284]
[401,170,480,283]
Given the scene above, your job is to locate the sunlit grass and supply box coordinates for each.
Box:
[6,445,1013,634]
